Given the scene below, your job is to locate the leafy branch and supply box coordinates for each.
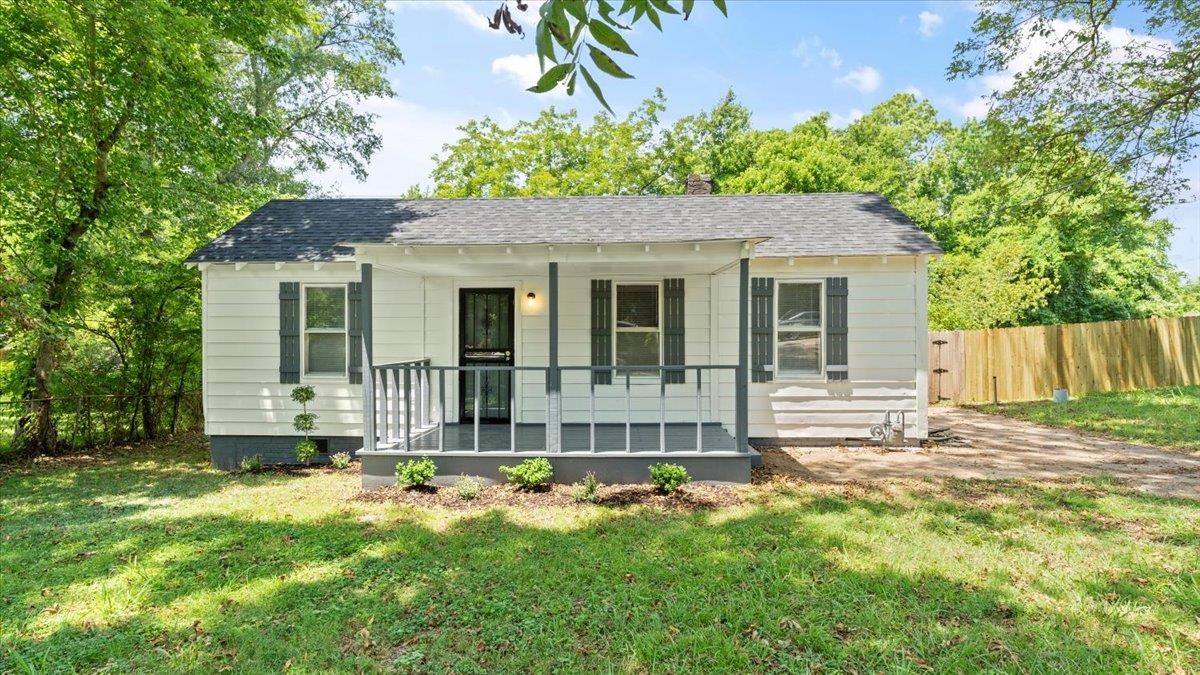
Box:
[487,0,727,112]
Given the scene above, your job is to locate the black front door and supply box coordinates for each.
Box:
[459,288,515,423]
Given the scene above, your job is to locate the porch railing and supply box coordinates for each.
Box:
[366,361,740,454]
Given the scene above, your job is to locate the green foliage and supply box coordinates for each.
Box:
[978,385,1200,453]
[951,0,1199,205]
[455,475,483,500]
[330,451,352,470]
[486,0,727,112]
[294,439,319,465]
[238,454,264,474]
[648,462,691,493]
[0,0,402,456]
[290,386,316,405]
[431,90,1194,329]
[4,439,1200,671]
[396,457,437,488]
[292,413,318,434]
[572,472,600,503]
[499,457,554,489]
[291,384,318,454]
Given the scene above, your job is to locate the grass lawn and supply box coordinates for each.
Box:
[1,437,1198,673]
[978,385,1200,453]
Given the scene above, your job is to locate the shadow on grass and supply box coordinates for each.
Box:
[2,452,1198,672]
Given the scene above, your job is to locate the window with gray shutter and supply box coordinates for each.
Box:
[751,278,774,382]
[662,278,685,384]
[279,282,301,383]
[348,282,363,384]
[591,280,612,384]
[826,277,848,381]
[614,283,661,377]
[777,281,822,378]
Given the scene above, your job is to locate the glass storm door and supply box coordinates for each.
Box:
[459,288,515,423]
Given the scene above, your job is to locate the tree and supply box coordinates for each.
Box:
[224,0,403,187]
[486,0,728,112]
[429,91,1192,330]
[0,0,402,456]
[950,0,1200,206]
[431,93,667,197]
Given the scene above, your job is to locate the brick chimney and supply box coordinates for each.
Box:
[686,173,713,195]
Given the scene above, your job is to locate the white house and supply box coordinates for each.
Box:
[186,181,942,485]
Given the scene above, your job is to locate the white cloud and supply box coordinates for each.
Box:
[954,18,1174,119]
[918,11,944,38]
[407,1,545,34]
[491,53,568,97]
[792,108,865,129]
[903,85,924,98]
[957,96,991,119]
[434,1,493,32]
[834,66,881,93]
[792,36,842,69]
[307,97,468,196]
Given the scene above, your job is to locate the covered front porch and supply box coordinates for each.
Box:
[353,239,757,485]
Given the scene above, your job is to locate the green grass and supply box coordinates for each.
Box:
[1,437,1198,673]
[978,385,1200,453]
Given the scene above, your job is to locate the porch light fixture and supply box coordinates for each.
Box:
[526,291,536,303]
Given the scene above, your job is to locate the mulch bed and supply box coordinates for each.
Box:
[356,481,745,511]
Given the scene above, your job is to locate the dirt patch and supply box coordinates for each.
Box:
[757,407,1200,500]
[356,481,745,511]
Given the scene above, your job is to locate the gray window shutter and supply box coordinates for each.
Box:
[591,280,612,385]
[348,282,363,384]
[662,278,685,384]
[279,282,301,384]
[826,277,848,381]
[751,278,774,382]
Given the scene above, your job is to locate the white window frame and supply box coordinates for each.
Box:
[301,283,349,381]
[774,279,825,381]
[613,280,663,377]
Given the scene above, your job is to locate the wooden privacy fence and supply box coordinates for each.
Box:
[929,315,1200,404]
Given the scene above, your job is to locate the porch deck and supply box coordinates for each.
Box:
[379,422,738,454]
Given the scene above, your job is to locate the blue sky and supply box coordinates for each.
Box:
[313,0,1200,278]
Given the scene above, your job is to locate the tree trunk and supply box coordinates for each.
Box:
[11,339,59,456]
[10,98,130,455]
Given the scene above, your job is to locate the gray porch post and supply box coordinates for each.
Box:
[361,263,375,453]
[546,261,561,452]
[736,256,749,452]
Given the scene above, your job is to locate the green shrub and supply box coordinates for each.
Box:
[238,454,263,474]
[396,457,437,487]
[294,439,318,465]
[291,385,319,465]
[649,463,691,493]
[330,451,352,470]
[455,475,482,500]
[572,472,600,503]
[499,457,553,489]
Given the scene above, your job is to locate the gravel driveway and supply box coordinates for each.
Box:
[759,406,1200,499]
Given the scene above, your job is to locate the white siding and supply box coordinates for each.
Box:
[370,273,719,426]
[203,262,366,437]
[714,256,928,439]
[201,254,929,442]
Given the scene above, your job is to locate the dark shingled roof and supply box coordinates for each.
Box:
[186,193,942,262]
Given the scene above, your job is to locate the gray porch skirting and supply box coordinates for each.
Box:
[209,435,361,470]
[361,423,754,487]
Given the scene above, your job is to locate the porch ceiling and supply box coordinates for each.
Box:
[355,240,755,277]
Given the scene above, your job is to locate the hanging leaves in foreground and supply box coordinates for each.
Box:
[486,0,728,113]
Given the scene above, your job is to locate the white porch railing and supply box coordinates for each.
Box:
[366,361,740,454]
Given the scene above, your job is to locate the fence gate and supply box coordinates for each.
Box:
[928,330,964,403]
